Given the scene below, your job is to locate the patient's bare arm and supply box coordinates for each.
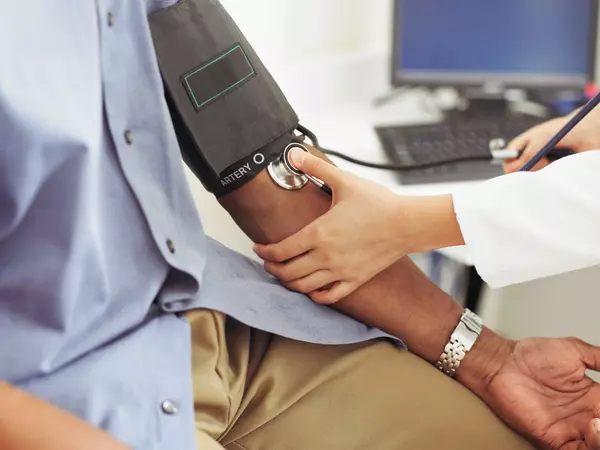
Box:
[218,148,505,376]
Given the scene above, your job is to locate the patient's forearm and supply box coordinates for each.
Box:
[0,382,128,450]
[221,167,456,362]
[218,149,508,391]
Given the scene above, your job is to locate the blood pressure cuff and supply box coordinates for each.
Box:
[149,0,298,197]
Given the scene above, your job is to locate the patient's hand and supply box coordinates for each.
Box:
[461,336,600,450]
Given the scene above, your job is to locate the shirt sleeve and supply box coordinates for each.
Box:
[452,150,600,288]
[146,0,181,15]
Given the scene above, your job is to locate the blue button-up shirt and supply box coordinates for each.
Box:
[0,1,395,449]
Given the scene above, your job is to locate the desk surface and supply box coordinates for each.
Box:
[272,53,480,265]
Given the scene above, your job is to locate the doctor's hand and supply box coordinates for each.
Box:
[504,107,600,174]
[254,149,462,304]
[255,150,413,304]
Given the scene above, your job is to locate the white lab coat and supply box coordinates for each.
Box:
[452,150,600,288]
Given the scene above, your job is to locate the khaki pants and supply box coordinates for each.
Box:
[188,310,534,450]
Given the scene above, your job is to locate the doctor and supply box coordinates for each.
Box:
[254,105,600,302]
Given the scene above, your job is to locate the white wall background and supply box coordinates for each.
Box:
[220,0,393,64]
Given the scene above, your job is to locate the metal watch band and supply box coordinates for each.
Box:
[435,309,483,378]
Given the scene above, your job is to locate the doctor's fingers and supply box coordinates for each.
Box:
[504,133,533,173]
[263,252,324,283]
[284,270,338,295]
[309,281,357,305]
[254,223,319,263]
[503,153,550,173]
[503,135,550,173]
[289,149,350,191]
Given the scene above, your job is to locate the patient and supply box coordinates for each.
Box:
[1,1,600,450]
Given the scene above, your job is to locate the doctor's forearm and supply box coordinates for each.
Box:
[218,149,507,393]
[400,194,465,254]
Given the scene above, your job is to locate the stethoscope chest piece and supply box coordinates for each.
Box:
[267,143,310,190]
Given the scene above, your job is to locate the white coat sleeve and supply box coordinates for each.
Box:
[452,151,600,288]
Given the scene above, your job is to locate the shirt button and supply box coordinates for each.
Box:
[166,239,176,254]
[107,12,114,27]
[124,129,133,145]
[161,400,179,415]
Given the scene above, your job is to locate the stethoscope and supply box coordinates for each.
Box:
[267,142,333,196]
[268,91,600,195]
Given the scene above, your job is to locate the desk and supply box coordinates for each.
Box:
[270,53,492,307]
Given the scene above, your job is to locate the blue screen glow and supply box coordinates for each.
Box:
[396,0,594,82]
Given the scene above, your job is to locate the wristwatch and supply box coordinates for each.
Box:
[435,309,483,378]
